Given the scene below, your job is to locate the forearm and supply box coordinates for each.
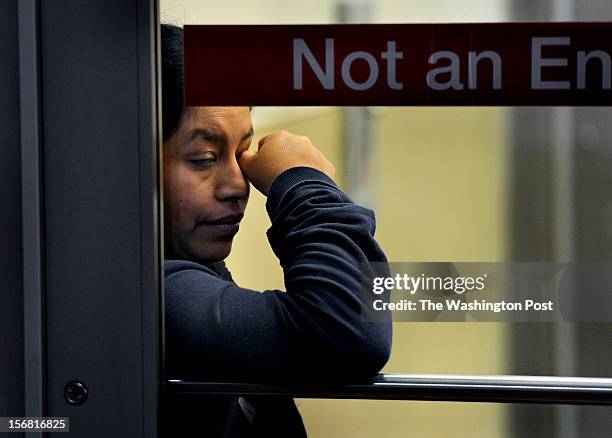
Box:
[165,167,392,381]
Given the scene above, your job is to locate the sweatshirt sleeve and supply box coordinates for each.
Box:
[165,166,392,383]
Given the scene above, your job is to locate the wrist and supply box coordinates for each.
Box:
[265,166,338,218]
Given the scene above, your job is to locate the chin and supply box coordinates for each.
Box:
[191,241,233,265]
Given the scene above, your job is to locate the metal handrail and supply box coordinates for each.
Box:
[164,373,612,405]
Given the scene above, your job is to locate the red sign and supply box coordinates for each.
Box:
[184,23,612,106]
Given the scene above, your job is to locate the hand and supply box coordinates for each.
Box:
[238,130,336,196]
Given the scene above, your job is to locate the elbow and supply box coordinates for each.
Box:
[357,322,393,378]
[320,322,392,383]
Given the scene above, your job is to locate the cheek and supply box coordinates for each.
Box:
[164,166,189,213]
[165,167,214,223]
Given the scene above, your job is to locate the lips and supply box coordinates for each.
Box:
[197,213,243,237]
[202,213,243,225]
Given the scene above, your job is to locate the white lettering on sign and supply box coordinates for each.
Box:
[427,50,502,90]
[577,50,611,90]
[531,37,571,90]
[531,37,612,90]
[468,51,502,90]
[292,36,611,93]
[381,41,404,90]
[427,51,464,90]
[293,38,335,90]
[341,51,379,90]
[293,38,405,91]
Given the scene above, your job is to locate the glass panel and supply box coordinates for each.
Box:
[159,1,612,437]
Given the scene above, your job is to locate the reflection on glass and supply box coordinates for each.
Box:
[159,0,612,436]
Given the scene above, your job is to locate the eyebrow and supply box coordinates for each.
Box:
[183,126,254,147]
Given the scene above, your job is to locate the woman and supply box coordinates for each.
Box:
[160,24,391,437]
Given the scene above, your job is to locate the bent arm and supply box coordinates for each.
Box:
[165,167,392,382]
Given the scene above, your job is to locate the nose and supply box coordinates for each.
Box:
[215,157,249,201]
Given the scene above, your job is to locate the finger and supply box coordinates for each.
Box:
[237,149,256,169]
[258,134,271,150]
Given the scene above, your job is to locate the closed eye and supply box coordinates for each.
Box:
[189,158,216,167]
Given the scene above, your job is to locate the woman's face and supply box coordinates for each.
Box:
[163,106,252,264]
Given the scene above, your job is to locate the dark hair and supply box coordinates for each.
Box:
[161,24,252,141]
[161,24,185,141]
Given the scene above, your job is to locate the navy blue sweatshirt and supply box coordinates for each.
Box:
[161,167,392,436]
